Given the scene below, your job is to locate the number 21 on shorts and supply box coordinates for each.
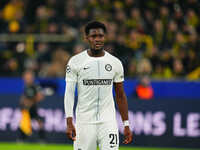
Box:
[109,133,118,148]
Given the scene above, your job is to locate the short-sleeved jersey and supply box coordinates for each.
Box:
[65,50,124,124]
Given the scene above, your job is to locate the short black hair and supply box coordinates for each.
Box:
[85,21,107,35]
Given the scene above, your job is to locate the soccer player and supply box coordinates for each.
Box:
[18,70,45,142]
[64,21,133,150]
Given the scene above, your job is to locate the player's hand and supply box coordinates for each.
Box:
[123,126,133,144]
[66,123,76,141]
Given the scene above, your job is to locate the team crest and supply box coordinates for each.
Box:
[105,64,112,72]
[66,65,71,73]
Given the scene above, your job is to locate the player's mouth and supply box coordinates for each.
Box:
[95,43,103,48]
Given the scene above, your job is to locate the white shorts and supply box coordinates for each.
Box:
[74,121,119,150]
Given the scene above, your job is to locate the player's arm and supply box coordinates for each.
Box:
[114,82,133,144]
[64,60,77,141]
[64,81,76,141]
[113,60,133,144]
[114,82,128,121]
[35,86,44,103]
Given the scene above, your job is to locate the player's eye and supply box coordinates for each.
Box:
[90,34,104,38]
[90,35,97,38]
[99,34,104,38]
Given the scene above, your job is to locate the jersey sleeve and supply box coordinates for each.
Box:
[113,60,124,83]
[64,57,77,118]
[65,58,77,82]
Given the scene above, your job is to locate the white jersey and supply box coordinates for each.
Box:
[65,50,124,124]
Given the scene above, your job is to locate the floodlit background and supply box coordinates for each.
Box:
[0,0,200,150]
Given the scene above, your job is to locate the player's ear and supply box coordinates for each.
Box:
[83,34,88,42]
[104,33,107,41]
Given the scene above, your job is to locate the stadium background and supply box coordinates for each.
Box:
[0,0,200,150]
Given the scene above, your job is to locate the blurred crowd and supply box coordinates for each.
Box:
[0,0,200,80]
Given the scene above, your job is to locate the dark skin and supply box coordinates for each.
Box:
[114,82,133,144]
[86,28,105,57]
[66,28,133,144]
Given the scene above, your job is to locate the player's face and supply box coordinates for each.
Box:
[87,28,105,51]
[23,71,34,85]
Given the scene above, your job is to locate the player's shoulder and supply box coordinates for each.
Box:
[68,50,87,64]
[105,51,122,65]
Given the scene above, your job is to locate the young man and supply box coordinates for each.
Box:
[64,21,133,150]
[18,70,45,142]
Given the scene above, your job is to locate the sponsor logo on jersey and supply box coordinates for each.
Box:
[83,79,112,85]
[105,64,112,71]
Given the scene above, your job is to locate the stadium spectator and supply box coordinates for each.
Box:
[3,0,24,21]
[39,47,70,77]
[135,75,154,100]
[0,0,199,80]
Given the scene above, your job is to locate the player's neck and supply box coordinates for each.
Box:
[25,81,34,86]
[88,48,105,57]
